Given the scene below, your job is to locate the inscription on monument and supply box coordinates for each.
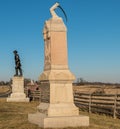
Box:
[44,38,51,70]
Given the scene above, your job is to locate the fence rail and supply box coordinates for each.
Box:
[24,88,120,119]
[24,89,49,102]
[74,92,120,119]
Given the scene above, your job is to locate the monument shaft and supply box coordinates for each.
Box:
[43,19,68,71]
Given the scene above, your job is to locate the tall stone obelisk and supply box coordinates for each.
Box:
[28,2,89,128]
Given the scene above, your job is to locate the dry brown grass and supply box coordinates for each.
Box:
[0,98,120,129]
[73,85,120,94]
[0,86,10,93]
[0,98,40,129]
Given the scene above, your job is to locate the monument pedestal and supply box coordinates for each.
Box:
[7,76,29,102]
[28,70,89,127]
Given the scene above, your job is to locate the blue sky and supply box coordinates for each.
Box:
[0,0,120,83]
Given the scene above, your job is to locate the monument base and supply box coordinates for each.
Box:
[7,97,29,102]
[37,103,79,117]
[28,103,89,128]
[7,76,29,102]
[7,93,29,102]
[28,113,89,128]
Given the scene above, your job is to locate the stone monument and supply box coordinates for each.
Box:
[7,50,29,102]
[28,2,89,128]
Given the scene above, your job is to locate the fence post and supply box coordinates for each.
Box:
[89,93,92,113]
[113,93,117,119]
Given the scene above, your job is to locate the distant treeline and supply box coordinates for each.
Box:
[0,81,10,85]
[73,82,120,87]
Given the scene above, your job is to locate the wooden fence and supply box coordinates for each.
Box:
[74,92,120,119]
[24,89,120,119]
[25,89,49,102]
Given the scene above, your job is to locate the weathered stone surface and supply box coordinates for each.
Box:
[29,113,89,128]
[28,3,89,127]
[7,77,29,102]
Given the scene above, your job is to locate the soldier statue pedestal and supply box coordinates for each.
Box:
[7,76,29,102]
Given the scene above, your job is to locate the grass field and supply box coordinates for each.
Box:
[0,86,10,93]
[73,85,120,94]
[0,98,120,129]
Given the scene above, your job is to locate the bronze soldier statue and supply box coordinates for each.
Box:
[13,50,23,76]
